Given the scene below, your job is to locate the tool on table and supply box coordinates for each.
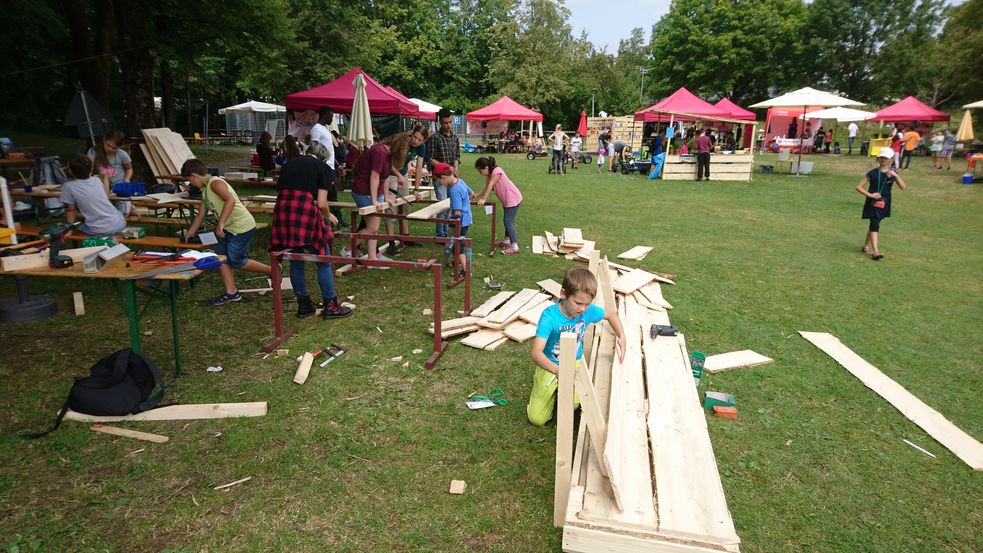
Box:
[41,222,81,268]
[318,344,347,367]
[650,324,678,338]
[122,255,222,280]
[466,387,508,409]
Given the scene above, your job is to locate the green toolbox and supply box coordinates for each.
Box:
[703,391,736,410]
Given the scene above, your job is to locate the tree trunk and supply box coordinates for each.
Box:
[161,62,176,129]
[116,0,157,181]
[60,0,114,111]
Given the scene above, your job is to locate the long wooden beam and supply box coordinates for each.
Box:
[64,402,268,422]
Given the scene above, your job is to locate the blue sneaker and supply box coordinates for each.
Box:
[211,291,242,306]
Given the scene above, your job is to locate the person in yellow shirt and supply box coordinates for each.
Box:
[901,127,921,169]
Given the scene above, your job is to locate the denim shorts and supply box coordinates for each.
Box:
[214,227,256,268]
[351,192,385,208]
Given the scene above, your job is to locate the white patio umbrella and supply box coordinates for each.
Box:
[409,98,442,115]
[962,100,983,109]
[803,107,876,122]
[751,87,864,175]
[348,72,373,149]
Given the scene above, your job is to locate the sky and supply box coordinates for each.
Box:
[566,0,671,52]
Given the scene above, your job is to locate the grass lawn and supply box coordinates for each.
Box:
[1,148,981,552]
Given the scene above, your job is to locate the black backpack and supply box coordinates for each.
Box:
[21,349,165,439]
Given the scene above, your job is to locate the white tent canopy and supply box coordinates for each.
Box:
[218,100,285,114]
[804,107,876,122]
[409,98,441,114]
[749,87,864,109]
[963,100,983,109]
[219,101,286,140]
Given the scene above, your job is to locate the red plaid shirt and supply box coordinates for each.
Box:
[269,188,332,254]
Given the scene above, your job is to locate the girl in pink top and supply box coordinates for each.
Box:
[474,156,523,255]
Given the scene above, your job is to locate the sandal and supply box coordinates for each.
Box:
[871,252,884,261]
[861,246,872,254]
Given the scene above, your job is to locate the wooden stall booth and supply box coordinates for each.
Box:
[644,110,757,182]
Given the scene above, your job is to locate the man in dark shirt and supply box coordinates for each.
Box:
[696,129,713,181]
[425,108,459,237]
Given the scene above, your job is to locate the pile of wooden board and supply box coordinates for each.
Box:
[532,227,595,260]
[140,128,196,182]
[554,251,741,553]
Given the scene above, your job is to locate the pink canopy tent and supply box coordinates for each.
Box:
[714,98,756,121]
[284,67,421,117]
[634,87,730,122]
[466,96,543,122]
[870,96,950,122]
[762,106,823,150]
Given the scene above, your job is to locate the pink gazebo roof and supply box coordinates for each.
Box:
[870,96,950,122]
[284,67,421,117]
[634,87,731,122]
[466,96,543,122]
[714,98,757,121]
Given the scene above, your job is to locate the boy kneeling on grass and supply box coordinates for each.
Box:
[528,268,626,427]
[181,159,271,306]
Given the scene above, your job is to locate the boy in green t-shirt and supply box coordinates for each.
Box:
[182,159,271,306]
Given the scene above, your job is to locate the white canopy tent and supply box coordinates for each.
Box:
[218,101,287,141]
[803,107,876,122]
[751,87,864,174]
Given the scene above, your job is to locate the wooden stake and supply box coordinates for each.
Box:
[294,353,314,384]
[554,332,577,527]
[214,476,252,490]
[90,424,169,443]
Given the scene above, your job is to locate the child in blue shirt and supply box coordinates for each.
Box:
[529,268,626,427]
[433,162,473,277]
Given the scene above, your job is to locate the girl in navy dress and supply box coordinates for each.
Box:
[856,147,907,260]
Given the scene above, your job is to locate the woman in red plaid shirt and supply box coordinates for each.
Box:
[270,143,352,319]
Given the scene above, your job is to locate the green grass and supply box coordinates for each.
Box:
[1,149,981,552]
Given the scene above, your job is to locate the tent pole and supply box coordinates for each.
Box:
[795,105,807,176]
[79,87,96,147]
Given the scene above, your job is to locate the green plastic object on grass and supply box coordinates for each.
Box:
[703,391,735,410]
[691,351,706,386]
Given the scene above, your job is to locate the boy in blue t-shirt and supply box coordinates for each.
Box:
[433,162,473,277]
[528,267,626,427]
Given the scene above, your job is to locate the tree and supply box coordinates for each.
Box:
[649,0,808,104]
[935,0,983,106]
[804,0,945,103]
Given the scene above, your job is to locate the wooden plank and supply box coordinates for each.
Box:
[294,352,315,384]
[90,424,169,443]
[503,322,537,342]
[487,288,539,324]
[484,335,509,351]
[612,268,656,295]
[65,402,268,422]
[532,235,544,254]
[538,279,563,299]
[544,231,560,253]
[428,324,479,339]
[429,315,480,331]
[644,329,740,542]
[359,191,431,216]
[562,228,585,247]
[470,291,515,318]
[460,330,505,349]
[599,258,617,315]
[73,292,85,316]
[608,259,676,284]
[617,246,653,261]
[138,144,165,184]
[563,525,734,553]
[518,298,554,324]
[602,299,656,526]
[1,246,108,272]
[406,197,449,219]
[800,331,983,471]
[478,292,549,329]
[554,332,577,526]
[638,282,673,310]
[574,358,607,474]
[704,350,773,373]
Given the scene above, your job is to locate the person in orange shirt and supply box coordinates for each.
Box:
[901,126,921,169]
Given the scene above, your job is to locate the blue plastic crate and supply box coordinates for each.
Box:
[112,182,146,197]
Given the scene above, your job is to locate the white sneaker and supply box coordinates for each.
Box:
[341,247,352,257]
[376,254,392,262]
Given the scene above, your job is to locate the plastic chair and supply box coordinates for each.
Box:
[776,149,792,173]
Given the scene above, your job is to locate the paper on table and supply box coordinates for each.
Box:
[198,231,218,246]
[181,250,215,260]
